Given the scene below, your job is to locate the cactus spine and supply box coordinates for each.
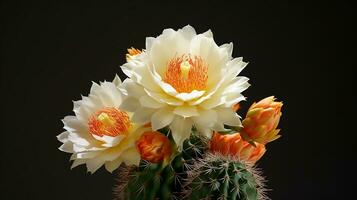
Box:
[183,153,267,200]
[115,128,206,200]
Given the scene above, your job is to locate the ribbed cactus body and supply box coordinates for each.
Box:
[117,161,177,200]
[184,154,265,200]
[116,129,206,200]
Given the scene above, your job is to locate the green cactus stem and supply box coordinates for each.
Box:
[115,129,207,200]
[183,153,267,200]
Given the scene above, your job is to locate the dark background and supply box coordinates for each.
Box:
[1,1,354,199]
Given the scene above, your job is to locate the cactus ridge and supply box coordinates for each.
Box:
[182,153,268,200]
[115,130,268,200]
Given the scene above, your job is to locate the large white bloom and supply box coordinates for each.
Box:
[120,25,250,148]
[57,75,149,173]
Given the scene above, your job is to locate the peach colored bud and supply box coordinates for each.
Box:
[210,132,266,163]
[126,47,142,62]
[136,131,172,163]
[241,96,283,144]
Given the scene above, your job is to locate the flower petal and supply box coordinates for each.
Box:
[71,159,87,169]
[121,147,141,166]
[59,142,74,153]
[57,131,69,143]
[216,108,242,127]
[173,105,199,118]
[139,95,164,109]
[120,97,141,112]
[86,158,105,173]
[174,90,205,102]
[122,79,146,98]
[131,107,157,124]
[105,158,123,173]
[170,116,193,149]
[144,89,183,106]
[151,107,175,130]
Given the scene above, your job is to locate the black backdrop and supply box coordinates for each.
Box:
[1,1,354,200]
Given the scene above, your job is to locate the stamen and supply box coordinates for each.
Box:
[163,55,208,93]
[88,107,131,137]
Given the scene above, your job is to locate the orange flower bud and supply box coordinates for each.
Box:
[136,131,172,163]
[126,47,142,62]
[241,96,283,144]
[210,132,266,163]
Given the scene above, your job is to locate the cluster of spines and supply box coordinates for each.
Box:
[183,153,268,200]
[115,130,207,200]
[115,161,174,200]
[115,130,267,200]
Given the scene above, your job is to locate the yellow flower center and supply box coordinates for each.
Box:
[163,54,208,93]
[88,107,131,137]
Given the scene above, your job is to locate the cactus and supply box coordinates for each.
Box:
[183,153,267,200]
[115,128,268,200]
[115,161,176,200]
[115,128,207,200]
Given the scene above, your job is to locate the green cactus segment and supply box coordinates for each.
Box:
[116,129,208,200]
[115,129,263,200]
[185,155,260,200]
[182,128,207,160]
[119,160,180,200]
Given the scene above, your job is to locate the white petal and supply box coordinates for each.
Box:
[149,66,178,96]
[59,142,74,153]
[202,29,213,38]
[113,74,122,87]
[86,158,105,173]
[188,71,228,106]
[73,100,82,113]
[220,42,233,59]
[57,131,69,143]
[192,109,217,127]
[139,95,164,109]
[122,79,146,98]
[151,107,175,130]
[146,37,155,50]
[68,133,91,146]
[190,34,228,78]
[131,107,156,124]
[105,158,123,173]
[179,25,197,41]
[121,147,141,166]
[99,147,124,162]
[120,97,141,112]
[97,82,122,107]
[121,61,161,92]
[216,108,242,127]
[91,135,126,147]
[72,144,87,153]
[170,116,193,149]
[195,125,213,138]
[62,116,99,144]
[174,90,205,102]
[173,105,199,118]
[222,76,250,95]
[74,151,101,159]
[149,29,190,76]
[71,159,86,169]
[144,88,183,106]
[224,93,246,108]
[224,58,248,80]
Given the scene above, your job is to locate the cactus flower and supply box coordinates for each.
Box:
[120,25,250,149]
[136,131,172,163]
[57,75,150,173]
[241,96,283,144]
[210,132,266,163]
